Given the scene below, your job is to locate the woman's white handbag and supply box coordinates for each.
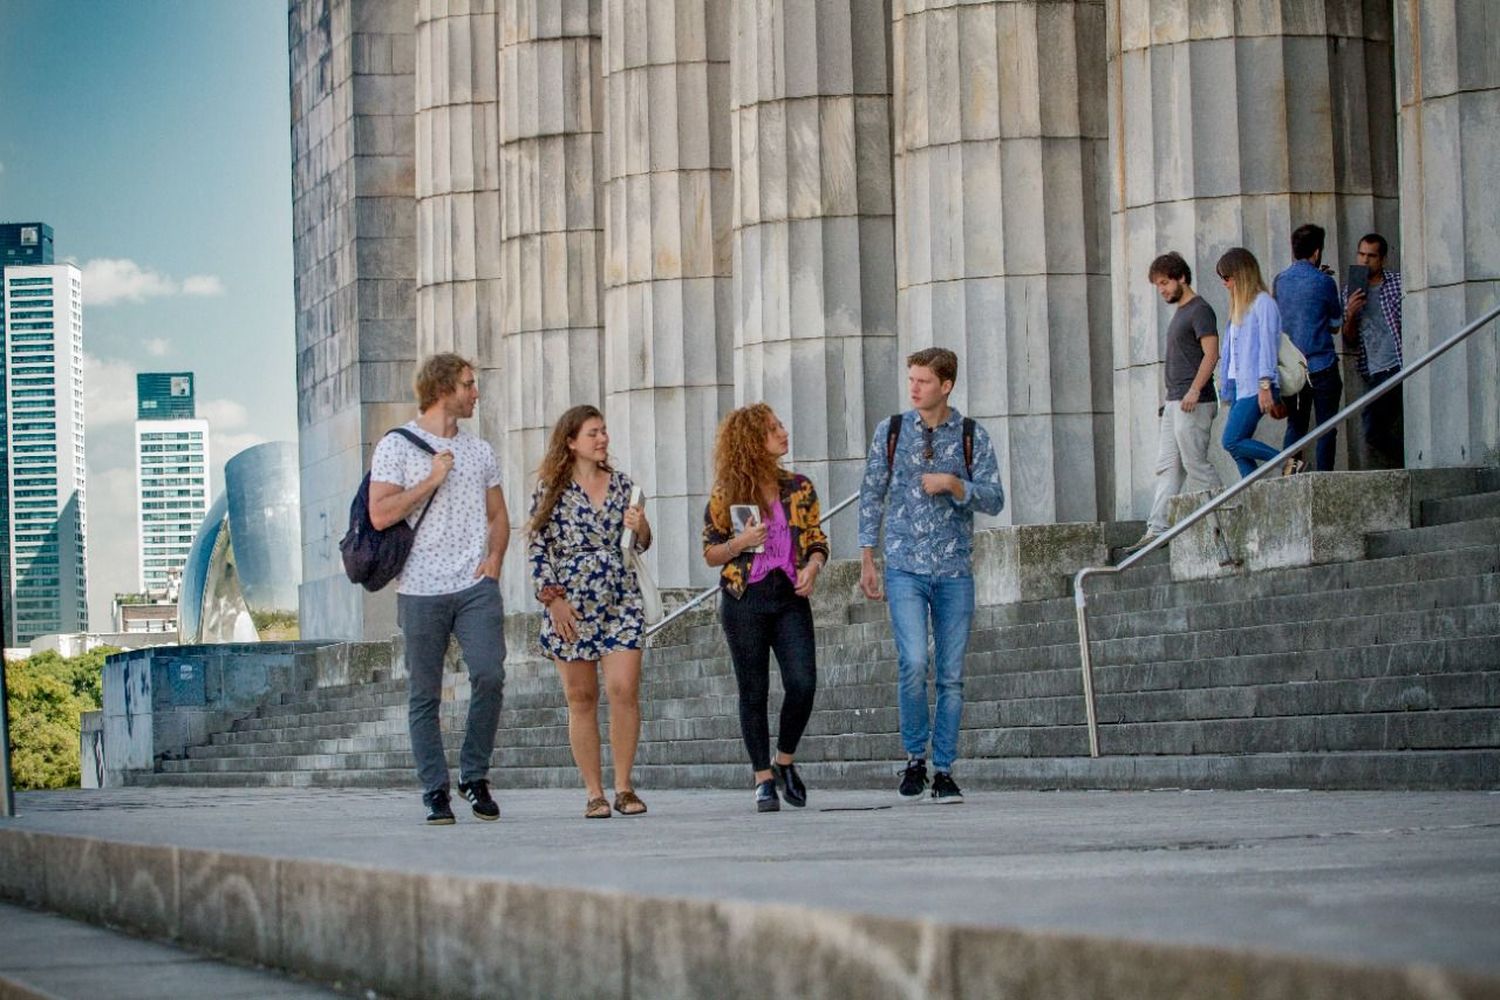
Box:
[621,486,664,625]
[1278,333,1309,396]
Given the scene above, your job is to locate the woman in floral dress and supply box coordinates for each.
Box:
[528,405,652,818]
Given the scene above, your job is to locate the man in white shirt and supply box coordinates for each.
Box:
[369,353,509,824]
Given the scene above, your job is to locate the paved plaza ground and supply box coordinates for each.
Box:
[5,785,1500,979]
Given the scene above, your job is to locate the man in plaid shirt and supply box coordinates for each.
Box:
[1341,233,1404,468]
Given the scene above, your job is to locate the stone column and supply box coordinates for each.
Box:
[730,0,898,551]
[1108,1,1399,515]
[291,0,417,640]
[414,1,501,418]
[892,0,1112,526]
[497,0,607,604]
[1396,0,1500,468]
[602,0,735,589]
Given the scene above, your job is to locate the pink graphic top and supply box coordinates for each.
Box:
[749,499,797,585]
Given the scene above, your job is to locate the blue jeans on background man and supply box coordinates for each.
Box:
[1283,364,1343,470]
[886,569,975,773]
[1221,384,1282,478]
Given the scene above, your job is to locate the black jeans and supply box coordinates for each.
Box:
[1361,367,1405,468]
[1283,363,1343,471]
[719,573,817,773]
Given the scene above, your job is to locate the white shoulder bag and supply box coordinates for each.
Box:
[1277,333,1309,396]
[621,486,664,625]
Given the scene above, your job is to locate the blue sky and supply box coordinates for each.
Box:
[1,0,297,625]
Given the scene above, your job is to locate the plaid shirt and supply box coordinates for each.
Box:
[1342,270,1403,379]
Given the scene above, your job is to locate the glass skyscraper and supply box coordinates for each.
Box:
[134,372,209,594]
[1,222,88,646]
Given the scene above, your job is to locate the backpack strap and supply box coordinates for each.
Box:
[388,427,437,455]
[962,417,975,478]
[885,414,903,472]
[385,427,441,531]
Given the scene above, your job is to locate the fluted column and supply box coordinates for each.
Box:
[893,0,1112,526]
[414,0,502,421]
[497,0,607,604]
[1396,0,1500,468]
[602,0,735,589]
[730,0,898,550]
[1108,0,1399,514]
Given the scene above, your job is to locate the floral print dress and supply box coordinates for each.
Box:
[529,470,646,661]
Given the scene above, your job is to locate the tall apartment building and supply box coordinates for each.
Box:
[134,372,209,594]
[1,244,87,646]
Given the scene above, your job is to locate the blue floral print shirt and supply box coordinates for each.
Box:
[857,408,1005,576]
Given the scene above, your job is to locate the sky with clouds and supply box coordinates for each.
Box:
[1,1,297,627]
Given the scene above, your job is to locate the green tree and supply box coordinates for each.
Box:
[5,646,118,789]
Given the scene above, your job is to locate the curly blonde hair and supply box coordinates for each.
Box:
[528,405,611,536]
[708,403,783,533]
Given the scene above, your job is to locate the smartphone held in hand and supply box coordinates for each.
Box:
[1346,264,1369,298]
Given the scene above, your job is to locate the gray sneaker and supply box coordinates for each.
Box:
[1121,531,1160,556]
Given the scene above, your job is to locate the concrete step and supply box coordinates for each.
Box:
[187,667,1500,762]
[1422,490,1500,526]
[1366,517,1500,558]
[133,747,1500,792]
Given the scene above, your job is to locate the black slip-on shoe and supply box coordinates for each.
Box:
[755,778,781,813]
[771,762,806,808]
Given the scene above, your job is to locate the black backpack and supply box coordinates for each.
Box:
[340,428,440,592]
[886,413,976,475]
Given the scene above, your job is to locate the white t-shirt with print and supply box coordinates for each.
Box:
[369,422,502,596]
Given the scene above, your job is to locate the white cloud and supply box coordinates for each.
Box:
[143,337,170,357]
[80,258,226,306]
[200,398,250,430]
[182,275,225,297]
[84,353,140,428]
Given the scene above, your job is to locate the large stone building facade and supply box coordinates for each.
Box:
[290,0,1500,640]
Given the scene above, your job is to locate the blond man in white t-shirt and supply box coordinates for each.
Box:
[369,353,509,825]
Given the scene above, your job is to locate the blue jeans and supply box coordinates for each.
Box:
[885,569,974,772]
[1283,363,1343,471]
[1222,391,1282,479]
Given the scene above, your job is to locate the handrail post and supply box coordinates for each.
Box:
[1073,574,1102,758]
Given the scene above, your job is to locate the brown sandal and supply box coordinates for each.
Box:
[612,789,648,816]
[585,796,612,819]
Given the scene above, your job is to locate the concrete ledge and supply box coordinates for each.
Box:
[1169,471,1411,581]
[975,522,1110,605]
[1,826,1496,1000]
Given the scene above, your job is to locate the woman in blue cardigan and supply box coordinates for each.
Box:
[1217,247,1286,478]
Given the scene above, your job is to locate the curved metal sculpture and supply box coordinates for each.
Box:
[178,442,302,643]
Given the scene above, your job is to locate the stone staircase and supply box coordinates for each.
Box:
[132,470,1500,792]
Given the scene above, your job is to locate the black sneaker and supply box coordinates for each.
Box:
[930,771,964,804]
[458,779,499,821]
[425,787,456,825]
[898,758,928,799]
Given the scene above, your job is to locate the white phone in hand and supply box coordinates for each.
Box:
[729,504,764,553]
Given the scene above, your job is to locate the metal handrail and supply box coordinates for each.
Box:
[1071,300,1500,758]
[642,490,861,639]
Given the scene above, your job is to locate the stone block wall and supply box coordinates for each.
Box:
[1397,0,1500,469]
[291,0,418,640]
[289,0,1495,629]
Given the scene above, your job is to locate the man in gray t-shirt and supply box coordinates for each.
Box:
[1126,252,1225,552]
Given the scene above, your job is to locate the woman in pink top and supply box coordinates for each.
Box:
[702,404,830,812]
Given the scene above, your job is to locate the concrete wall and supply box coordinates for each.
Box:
[98,643,333,786]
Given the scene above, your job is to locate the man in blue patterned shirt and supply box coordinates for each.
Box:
[858,348,1005,802]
